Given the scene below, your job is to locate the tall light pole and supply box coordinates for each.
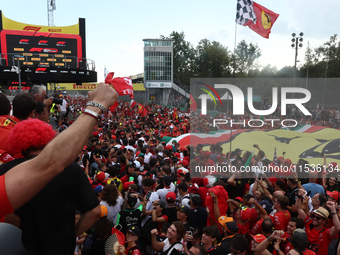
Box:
[291,32,304,79]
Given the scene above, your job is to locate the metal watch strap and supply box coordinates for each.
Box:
[86,101,107,113]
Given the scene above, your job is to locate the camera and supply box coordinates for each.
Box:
[48,95,63,105]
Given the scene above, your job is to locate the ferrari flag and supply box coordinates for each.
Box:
[236,1,279,38]
[105,72,134,99]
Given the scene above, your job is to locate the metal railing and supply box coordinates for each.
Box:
[0,53,96,71]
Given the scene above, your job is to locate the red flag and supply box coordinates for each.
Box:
[105,72,134,99]
[138,104,147,117]
[245,2,279,39]
[110,101,118,113]
[189,94,197,111]
[130,99,137,108]
[173,108,178,119]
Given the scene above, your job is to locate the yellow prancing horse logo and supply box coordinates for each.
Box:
[261,10,271,29]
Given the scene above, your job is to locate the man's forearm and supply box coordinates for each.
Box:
[75,205,101,236]
[5,83,117,211]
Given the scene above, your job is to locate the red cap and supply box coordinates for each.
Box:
[240,207,252,222]
[166,192,176,202]
[123,180,134,191]
[251,234,266,243]
[97,171,106,182]
[327,190,340,201]
[204,151,211,157]
[180,159,189,167]
[234,197,243,202]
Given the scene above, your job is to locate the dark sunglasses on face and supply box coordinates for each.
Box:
[311,214,323,220]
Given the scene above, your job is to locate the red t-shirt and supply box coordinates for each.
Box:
[249,207,259,229]
[249,219,263,235]
[270,210,291,231]
[281,232,293,254]
[125,245,141,255]
[0,174,14,218]
[304,216,338,255]
[237,222,250,235]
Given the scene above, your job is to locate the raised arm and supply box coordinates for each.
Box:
[295,189,307,221]
[327,201,340,238]
[3,83,117,215]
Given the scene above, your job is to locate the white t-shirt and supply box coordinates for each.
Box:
[144,152,153,164]
[162,238,183,255]
[141,191,159,226]
[60,99,67,112]
[157,183,176,201]
[100,196,124,225]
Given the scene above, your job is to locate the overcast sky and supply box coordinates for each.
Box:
[2,0,339,82]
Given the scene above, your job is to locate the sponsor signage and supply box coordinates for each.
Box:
[146,82,172,88]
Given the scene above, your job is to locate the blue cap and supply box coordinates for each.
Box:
[258,200,273,215]
[94,185,104,194]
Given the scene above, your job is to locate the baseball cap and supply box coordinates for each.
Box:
[154,200,166,208]
[235,148,243,153]
[327,190,340,201]
[251,234,266,243]
[127,225,141,236]
[94,185,104,194]
[127,194,138,207]
[97,171,106,182]
[178,205,190,215]
[312,207,329,219]
[180,160,189,167]
[292,229,308,243]
[240,207,252,222]
[141,170,151,176]
[218,216,238,234]
[258,200,273,215]
[166,192,176,202]
[100,205,108,218]
[234,197,243,203]
[134,160,141,169]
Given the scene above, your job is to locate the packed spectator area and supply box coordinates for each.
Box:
[0,84,340,255]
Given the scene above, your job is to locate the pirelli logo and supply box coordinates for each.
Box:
[48,29,62,32]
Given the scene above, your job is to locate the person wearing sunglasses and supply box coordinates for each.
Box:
[296,189,340,255]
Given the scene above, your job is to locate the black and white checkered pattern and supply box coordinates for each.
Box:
[235,0,257,25]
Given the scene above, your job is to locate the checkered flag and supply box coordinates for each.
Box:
[236,0,257,25]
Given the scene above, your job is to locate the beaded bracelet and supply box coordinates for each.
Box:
[86,101,107,113]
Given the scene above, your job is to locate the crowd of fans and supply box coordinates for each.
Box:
[0,84,340,255]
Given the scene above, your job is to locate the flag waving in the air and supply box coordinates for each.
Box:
[236,0,279,38]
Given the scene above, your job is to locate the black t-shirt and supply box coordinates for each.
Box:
[0,159,99,254]
[188,207,208,231]
[215,234,240,255]
[285,186,299,218]
[117,208,142,234]
[163,206,178,224]
[90,148,102,164]
[226,178,246,199]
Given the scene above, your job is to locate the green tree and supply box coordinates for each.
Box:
[233,40,261,77]
[299,34,340,77]
[160,31,196,86]
[195,39,232,77]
